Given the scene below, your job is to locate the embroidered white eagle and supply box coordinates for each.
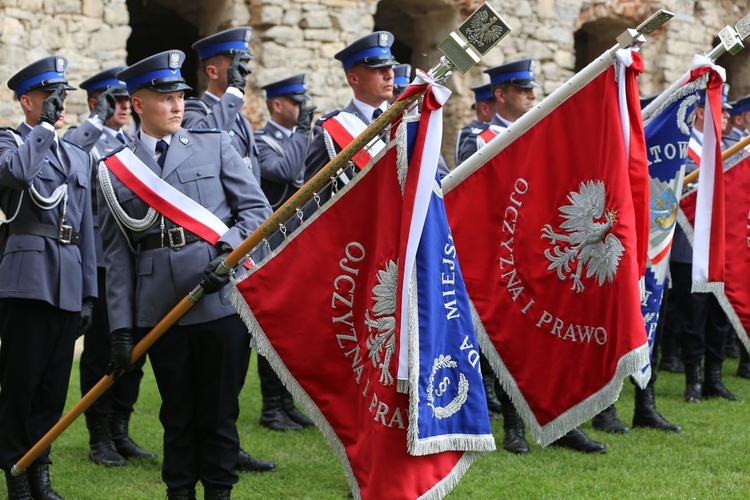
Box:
[364,260,398,386]
[541,180,624,293]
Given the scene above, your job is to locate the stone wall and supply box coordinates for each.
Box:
[0,0,749,165]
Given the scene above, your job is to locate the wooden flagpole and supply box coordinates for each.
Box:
[682,134,750,187]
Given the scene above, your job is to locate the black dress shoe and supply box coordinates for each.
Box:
[204,487,231,499]
[592,405,629,434]
[27,464,64,500]
[166,486,196,500]
[235,449,276,473]
[4,470,33,500]
[549,428,606,454]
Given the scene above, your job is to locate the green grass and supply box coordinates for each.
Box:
[40,355,750,499]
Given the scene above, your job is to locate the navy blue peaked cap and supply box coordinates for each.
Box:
[640,92,659,110]
[262,74,310,103]
[79,66,129,97]
[729,94,750,115]
[697,83,732,110]
[117,50,192,94]
[484,58,540,89]
[192,27,254,61]
[8,55,76,96]
[471,83,493,102]
[393,64,412,89]
[335,31,398,71]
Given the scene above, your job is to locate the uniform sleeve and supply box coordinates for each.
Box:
[182,93,244,131]
[456,133,480,166]
[79,157,98,300]
[0,126,56,189]
[257,132,308,185]
[216,132,272,250]
[97,176,137,332]
[63,119,103,153]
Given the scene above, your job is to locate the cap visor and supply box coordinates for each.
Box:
[512,80,540,89]
[149,82,193,93]
[360,57,399,69]
[287,93,310,103]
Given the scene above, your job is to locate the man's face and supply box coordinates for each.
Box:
[276,96,300,129]
[104,96,131,130]
[495,85,536,122]
[23,88,66,129]
[348,65,394,107]
[132,90,184,138]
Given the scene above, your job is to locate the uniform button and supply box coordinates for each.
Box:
[37,137,42,143]
[229,103,235,108]
[197,171,202,176]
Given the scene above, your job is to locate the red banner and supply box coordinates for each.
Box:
[679,154,750,351]
[443,58,649,445]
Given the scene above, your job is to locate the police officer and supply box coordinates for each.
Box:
[390,63,411,102]
[725,93,750,146]
[304,30,398,199]
[188,27,282,472]
[456,58,539,165]
[253,74,316,431]
[99,50,273,499]
[184,27,260,184]
[76,67,156,466]
[0,55,97,500]
[667,87,737,403]
[454,83,494,166]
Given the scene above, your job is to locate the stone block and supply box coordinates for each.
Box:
[89,25,131,51]
[82,0,104,18]
[300,9,332,29]
[260,5,284,25]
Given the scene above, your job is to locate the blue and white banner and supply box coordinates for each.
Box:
[395,72,495,456]
[635,61,705,386]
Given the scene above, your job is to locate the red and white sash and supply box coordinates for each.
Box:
[687,134,702,166]
[321,111,386,169]
[103,147,229,245]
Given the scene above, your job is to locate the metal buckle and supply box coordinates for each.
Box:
[167,227,186,248]
[58,224,73,244]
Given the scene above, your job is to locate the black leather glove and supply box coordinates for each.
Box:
[91,87,117,122]
[201,252,231,294]
[296,105,317,137]
[38,86,65,125]
[227,53,251,93]
[79,297,95,337]
[107,328,134,381]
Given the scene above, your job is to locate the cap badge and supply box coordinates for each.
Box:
[243,30,251,42]
[529,60,536,72]
[55,57,65,73]
[179,135,188,145]
[169,52,180,70]
[378,32,389,47]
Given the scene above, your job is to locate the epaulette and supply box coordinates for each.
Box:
[99,143,128,161]
[186,128,221,134]
[469,123,490,135]
[61,138,87,152]
[0,126,22,137]
[316,110,341,126]
[254,129,267,136]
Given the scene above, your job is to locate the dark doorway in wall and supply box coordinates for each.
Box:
[713,36,750,99]
[574,18,630,72]
[126,0,200,94]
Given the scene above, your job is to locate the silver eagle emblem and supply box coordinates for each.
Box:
[364,260,398,386]
[464,9,506,48]
[541,180,624,293]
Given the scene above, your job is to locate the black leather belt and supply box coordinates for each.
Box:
[8,221,81,246]
[138,227,203,250]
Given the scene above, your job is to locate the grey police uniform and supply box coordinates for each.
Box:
[0,55,97,474]
[99,50,272,492]
[183,92,261,184]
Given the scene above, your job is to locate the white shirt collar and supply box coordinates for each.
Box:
[268,120,293,137]
[352,97,386,121]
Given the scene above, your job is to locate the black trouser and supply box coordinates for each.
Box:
[670,262,729,366]
[146,315,249,490]
[80,269,146,417]
[0,299,78,471]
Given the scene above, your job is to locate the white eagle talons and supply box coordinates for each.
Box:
[541,180,624,293]
[365,260,399,386]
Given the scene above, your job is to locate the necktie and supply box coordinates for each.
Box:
[372,108,383,122]
[155,140,168,168]
[115,132,126,144]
